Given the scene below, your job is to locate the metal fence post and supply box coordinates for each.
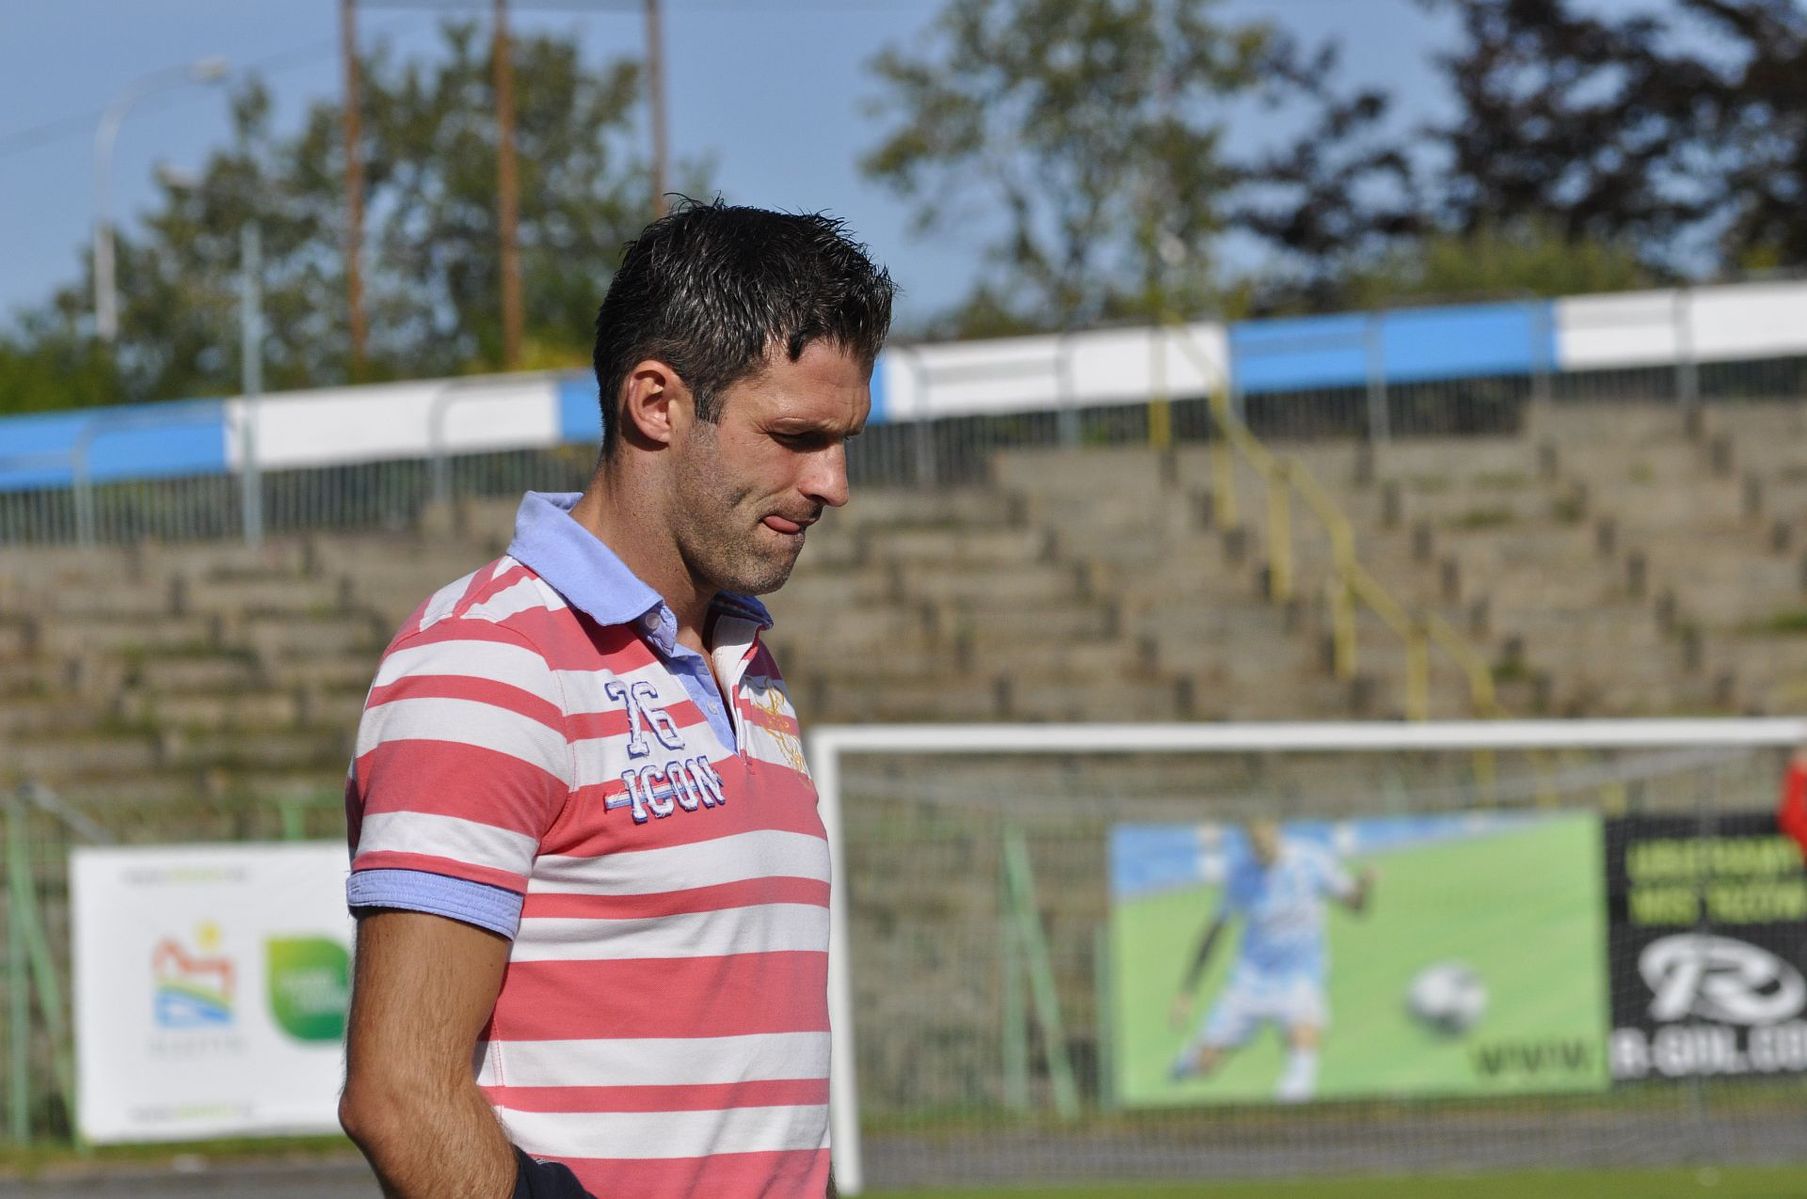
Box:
[1364,312,1392,445]
[1530,300,1555,408]
[71,453,96,549]
[239,222,265,548]
[1054,328,1080,449]
[6,793,30,1144]
[1674,286,1699,407]
[429,375,546,515]
[897,349,938,490]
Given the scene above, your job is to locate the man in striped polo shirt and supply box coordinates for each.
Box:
[338,201,894,1199]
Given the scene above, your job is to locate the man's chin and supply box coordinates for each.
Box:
[719,549,801,597]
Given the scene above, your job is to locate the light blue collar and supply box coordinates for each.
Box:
[504,492,773,652]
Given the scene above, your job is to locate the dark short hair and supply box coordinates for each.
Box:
[592,200,897,456]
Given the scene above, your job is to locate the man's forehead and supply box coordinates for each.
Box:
[738,345,870,424]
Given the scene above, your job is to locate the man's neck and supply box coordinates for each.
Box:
[567,469,715,641]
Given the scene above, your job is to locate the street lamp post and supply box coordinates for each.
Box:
[93,57,229,344]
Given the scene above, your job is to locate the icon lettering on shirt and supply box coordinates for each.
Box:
[608,756,728,823]
[603,678,686,759]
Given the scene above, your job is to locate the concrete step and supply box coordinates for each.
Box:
[2,732,163,780]
[818,676,1003,722]
[1525,401,1693,446]
[1004,675,1186,722]
[240,614,388,661]
[771,566,901,610]
[0,697,98,737]
[134,653,264,692]
[901,563,1079,606]
[172,728,350,772]
[941,602,1116,642]
[993,447,1178,498]
[840,488,1014,530]
[117,687,359,733]
[875,526,1049,566]
[38,613,219,656]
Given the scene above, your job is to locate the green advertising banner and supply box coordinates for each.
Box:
[1110,812,1611,1106]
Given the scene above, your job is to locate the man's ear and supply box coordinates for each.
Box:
[618,358,687,448]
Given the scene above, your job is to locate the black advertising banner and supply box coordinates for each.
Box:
[1606,813,1807,1082]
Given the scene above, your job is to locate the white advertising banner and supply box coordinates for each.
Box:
[69,842,353,1142]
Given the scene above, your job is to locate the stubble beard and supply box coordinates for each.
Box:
[671,438,804,598]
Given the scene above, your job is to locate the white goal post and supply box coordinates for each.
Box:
[810,717,1807,1196]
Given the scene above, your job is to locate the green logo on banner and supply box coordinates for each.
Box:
[265,937,350,1042]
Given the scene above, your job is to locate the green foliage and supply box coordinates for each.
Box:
[0,310,122,413]
[1449,506,1516,530]
[1,23,693,415]
[862,0,1274,335]
[1339,223,1654,310]
[1742,608,1807,637]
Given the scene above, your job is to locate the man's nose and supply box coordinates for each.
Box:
[804,444,850,509]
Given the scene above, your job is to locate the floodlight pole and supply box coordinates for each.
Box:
[239,221,265,548]
[493,0,523,370]
[341,0,369,374]
[93,59,229,343]
[645,0,669,218]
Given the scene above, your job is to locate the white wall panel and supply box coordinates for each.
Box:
[1556,284,1807,372]
[226,375,562,470]
[879,322,1227,422]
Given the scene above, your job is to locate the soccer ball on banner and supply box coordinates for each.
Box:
[1405,961,1488,1036]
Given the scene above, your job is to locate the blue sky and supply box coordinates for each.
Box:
[0,0,1471,331]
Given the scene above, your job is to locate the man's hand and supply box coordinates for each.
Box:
[340,910,517,1199]
[1169,991,1195,1033]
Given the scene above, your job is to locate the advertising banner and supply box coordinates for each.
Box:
[1605,813,1807,1082]
[70,842,353,1142]
[1110,812,1610,1107]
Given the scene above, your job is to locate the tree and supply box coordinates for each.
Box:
[1227,36,1424,313]
[1409,0,1720,274]
[862,0,1275,335]
[1669,0,1807,272]
[0,22,690,414]
[1338,221,1654,310]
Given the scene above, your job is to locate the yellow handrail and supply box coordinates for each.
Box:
[1171,322,1498,725]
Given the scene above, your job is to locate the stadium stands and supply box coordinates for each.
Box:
[3,398,1802,836]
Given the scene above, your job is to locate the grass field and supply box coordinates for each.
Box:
[867,1165,1807,1198]
[1112,814,1609,1105]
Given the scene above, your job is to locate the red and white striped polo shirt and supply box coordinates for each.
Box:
[345,492,830,1198]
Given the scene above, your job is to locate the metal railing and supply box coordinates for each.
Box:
[3,287,1806,544]
[1171,325,1501,723]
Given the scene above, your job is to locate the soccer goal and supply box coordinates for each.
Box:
[810,719,1807,1196]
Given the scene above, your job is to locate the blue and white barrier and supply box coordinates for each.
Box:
[3,281,1804,493]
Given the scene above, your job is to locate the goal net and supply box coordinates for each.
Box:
[812,720,1807,1195]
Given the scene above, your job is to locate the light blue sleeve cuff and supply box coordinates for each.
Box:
[347,868,524,939]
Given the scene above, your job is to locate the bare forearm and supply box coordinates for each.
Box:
[345,1075,515,1199]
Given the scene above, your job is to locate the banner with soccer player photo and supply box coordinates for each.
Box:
[1108,812,1612,1107]
[1605,812,1807,1084]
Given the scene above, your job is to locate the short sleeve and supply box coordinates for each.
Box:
[347,621,572,898]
